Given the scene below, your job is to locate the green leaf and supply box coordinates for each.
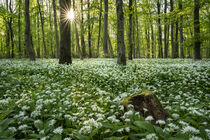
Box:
[0,119,14,132]
[134,121,154,133]
[104,136,128,140]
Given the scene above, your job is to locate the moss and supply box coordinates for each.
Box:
[120,91,153,106]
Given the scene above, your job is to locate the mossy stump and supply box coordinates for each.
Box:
[121,91,168,124]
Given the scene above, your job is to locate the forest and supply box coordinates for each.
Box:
[0,0,210,139]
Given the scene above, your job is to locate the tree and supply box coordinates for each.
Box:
[194,0,201,59]
[157,0,163,58]
[88,0,92,58]
[116,0,126,65]
[18,0,22,58]
[52,0,60,58]
[24,0,36,61]
[103,0,109,57]
[59,0,72,64]
[128,0,133,60]
[179,0,184,58]
[164,0,168,58]
[170,0,175,58]
[135,0,140,58]
[81,0,86,58]
[37,0,48,57]
[97,0,102,57]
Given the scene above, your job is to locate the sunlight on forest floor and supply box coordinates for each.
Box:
[0,59,209,139]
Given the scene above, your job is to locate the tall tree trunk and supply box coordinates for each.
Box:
[73,0,82,59]
[37,14,40,58]
[135,0,140,58]
[25,0,36,61]
[97,0,102,57]
[103,0,109,57]
[145,28,150,58]
[116,0,126,65]
[151,25,155,58]
[170,0,174,58]
[52,0,60,58]
[88,0,92,58]
[59,0,72,64]
[5,0,10,58]
[164,0,168,58]
[108,34,113,57]
[49,0,54,57]
[157,0,163,58]
[81,0,86,58]
[128,0,133,60]
[18,0,22,58]
[179,0,184,58]
[9,0,14,58]
[174,21,179,58]
[37,0,47,57]
[194,0,201,59]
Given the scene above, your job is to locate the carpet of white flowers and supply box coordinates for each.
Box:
[0,59,209,140]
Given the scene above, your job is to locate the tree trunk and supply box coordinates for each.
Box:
[59,0,72,64]
[174,21,179,58]
[164,0,168,58]
[37,0,47,57]
[145,28,150,58]
[88,0,92,58]
[116,0,126,65]
[103,0,109,57]
[128,0,133,60]
[151,25,155,58]
[170,0,174,58]
[81,0,86,58]
[157,0,163,58]
[25,0,36,61]
[37,14,40,58]
[179,0,184,58]
[18,0,22,58]
[108,34,114,57]
[194,0,201,59]
[97,0,102,57]
[52,0,60,58]
[135,0,140,58]
[73,0,82,59]
[8,0,14,58]
[49,0,54,57]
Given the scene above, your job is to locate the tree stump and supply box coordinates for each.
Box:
[121,91,168,125]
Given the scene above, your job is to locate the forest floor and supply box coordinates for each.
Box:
[0,58,209,140]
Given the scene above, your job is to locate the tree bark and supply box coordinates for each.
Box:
[73,0,82,59]
[170,0,174,58]
[25,0,36,61]
[37,14,40,58]
[81,0,86,58]
[103,0,109,57]
[179,0,184,58]
[116,0,126,65]
[128,0,133,60]
[18,0,22,58]
[37,0,47,57]
[97,0,102,57]
[49,0,54,57]
[145,28,150,58]
[52,0,60,58]
[174,21,179,58]
[108,34,113,57]
[88,0,92,58]
[8,0,14,58]
[194,0,201,59]
[151,25,155,58]
[157,0,163,58]
[59,0,72,64]
[164,0,168,58]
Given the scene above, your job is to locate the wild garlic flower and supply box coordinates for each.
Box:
[145,116,154,121]
[182,126,200,134]
[53,126,63,135]
[145,133,158,140]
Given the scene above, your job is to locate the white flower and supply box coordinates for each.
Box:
[146,133,158,140]
[83,118,102,128]
[49,119,56,126]
[145,116,154,121]
[8,127,17,133]
[117,128,124,132]
[189,136,203,140]
[156,120,165,125]
[64,138,72,140]
[79,126,92,134]
[0,99,9,105]
[18,124,28,130]
[53,126,63,135]
[182,126,200,134]
[125,127,130,132]
[22,105,30,111]
[172,113,179,119]
[125,119,130,122]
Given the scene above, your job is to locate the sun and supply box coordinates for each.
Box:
[66,9,74,21]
